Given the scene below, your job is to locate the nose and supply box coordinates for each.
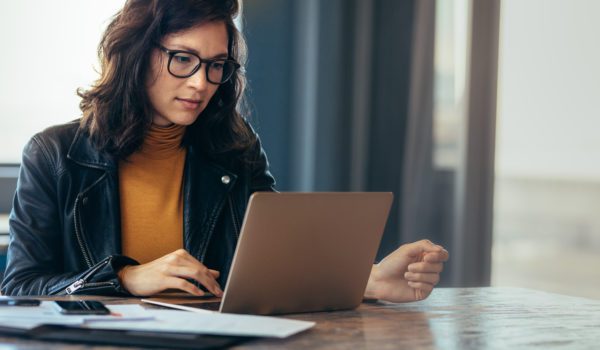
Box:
[187,63,210,91]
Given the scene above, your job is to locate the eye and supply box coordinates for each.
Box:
[173,53,194,64]
[211,61,225,70]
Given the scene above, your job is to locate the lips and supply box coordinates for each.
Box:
[178,97,201,103]
[176,97,202,110]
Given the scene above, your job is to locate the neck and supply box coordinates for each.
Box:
[137,123,187,160]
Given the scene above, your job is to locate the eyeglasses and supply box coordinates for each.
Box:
[157,45,240,84]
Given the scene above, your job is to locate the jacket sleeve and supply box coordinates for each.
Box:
[0,136,137,296]
[248,128,277,193]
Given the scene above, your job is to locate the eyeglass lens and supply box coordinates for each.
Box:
[169,52,235,83]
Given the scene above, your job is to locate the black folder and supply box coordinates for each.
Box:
[0,324,252,349]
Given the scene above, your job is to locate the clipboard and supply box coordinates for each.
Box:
[0,324,252,349]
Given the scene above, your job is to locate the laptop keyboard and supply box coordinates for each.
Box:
[180,302,222,311]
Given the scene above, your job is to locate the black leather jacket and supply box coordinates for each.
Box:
[1,120,275,296]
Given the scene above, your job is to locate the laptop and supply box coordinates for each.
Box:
[146,192,393,315]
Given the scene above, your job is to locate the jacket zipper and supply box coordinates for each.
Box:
[228,195,241,239]
[63,257,112,294]
[73,195,93,268]
[66,156,110,268]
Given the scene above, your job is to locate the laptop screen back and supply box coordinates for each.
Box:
[220,192,393,315]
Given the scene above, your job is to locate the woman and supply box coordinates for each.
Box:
[1,0,448,302]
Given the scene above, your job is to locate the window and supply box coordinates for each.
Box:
[0,1,126,163]
[493,0,600,299]
[433,0,470,171]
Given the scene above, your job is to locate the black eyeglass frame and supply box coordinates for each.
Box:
[157,45,241,84]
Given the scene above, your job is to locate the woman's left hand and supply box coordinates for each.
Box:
[364,239,449,302]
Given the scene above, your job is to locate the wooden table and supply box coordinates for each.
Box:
[1,287,599,349]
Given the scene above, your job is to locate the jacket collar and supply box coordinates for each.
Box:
[66,126,240,177]
[67,127,118,171]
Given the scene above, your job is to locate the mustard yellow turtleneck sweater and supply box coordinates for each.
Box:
[119,123,187,264]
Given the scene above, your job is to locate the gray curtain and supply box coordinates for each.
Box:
[450,0,501,286]
[401,0,436,246]
[245,0,416,260]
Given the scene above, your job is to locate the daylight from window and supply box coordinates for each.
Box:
[0,1,126,163]
[493,0,600,299]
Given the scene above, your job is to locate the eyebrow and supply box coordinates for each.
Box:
[168,44,229,59]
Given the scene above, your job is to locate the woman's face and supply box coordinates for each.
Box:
[146,21,229,126]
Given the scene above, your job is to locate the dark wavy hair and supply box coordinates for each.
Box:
[78,0,255,161]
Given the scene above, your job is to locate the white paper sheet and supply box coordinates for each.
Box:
[86,308,315,338]
[0,301,314,338]
[0,302,153,329]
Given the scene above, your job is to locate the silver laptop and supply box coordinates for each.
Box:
[219,192,392,315]
[146,192,392,315]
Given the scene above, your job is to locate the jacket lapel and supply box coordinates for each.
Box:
[184,145,237,262]
[67,128,121,263]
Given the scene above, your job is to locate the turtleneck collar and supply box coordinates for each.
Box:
[138,123,186,160]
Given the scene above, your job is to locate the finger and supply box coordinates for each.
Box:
[408,262,444,273]
[419,239,446,253]
[403,239,444,258]
[423,250,449,263]
[169,266,202,279]
[193,270,223,297]
[178,255,221,285]
[415,288,424,301]
[407,281,433,295]
[164,251,223,296]
[163,277,205,296]
[404,272,440,285]
[169,266,223,297]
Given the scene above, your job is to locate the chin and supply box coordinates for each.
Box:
[175,116,200,126]
[168,112,202,126]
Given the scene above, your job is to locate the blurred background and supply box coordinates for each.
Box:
[0,0,598,298]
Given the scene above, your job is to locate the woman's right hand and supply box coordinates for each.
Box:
[118,249,223,297]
